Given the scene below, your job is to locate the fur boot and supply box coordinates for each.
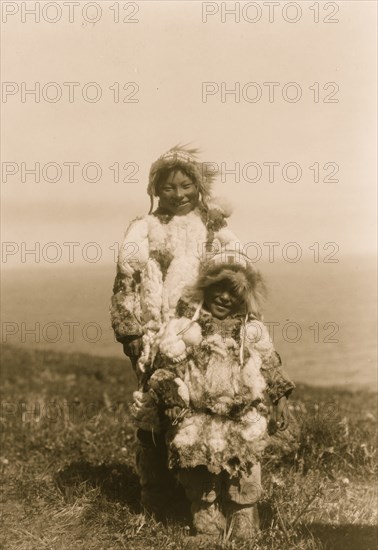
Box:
[191,501,226,536]
[226,503,260,541]
[177,466,226,537]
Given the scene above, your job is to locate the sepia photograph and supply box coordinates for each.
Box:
[1,1,377,548]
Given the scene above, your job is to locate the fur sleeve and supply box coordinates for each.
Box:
[110,270,143,343]
[109,217,149,343]
[245,321,295,404]
[261,351,295,404]
[118,217,149,275]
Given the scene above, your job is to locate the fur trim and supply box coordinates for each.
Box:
[240,352,267,402]
[188,262,266,319]
[181,322,202,346]
[146,210,207,322]
[158,318,189,360]
[118,217,150,274]
[114,208,241,368]
[168,411,268,475]
[175,377,190,406]
[153,313,270,475]
[192,502,226,535]
[140,259,163,322]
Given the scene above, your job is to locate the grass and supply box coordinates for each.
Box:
[0,343,377,549]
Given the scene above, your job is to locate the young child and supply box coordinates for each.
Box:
[141,253,295,541]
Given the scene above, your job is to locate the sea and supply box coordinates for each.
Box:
[1,256,376,388]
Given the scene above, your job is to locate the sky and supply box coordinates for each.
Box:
[1,0,377,267]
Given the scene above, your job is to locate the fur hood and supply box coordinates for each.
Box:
[147,145,218,214]
[148,145,216,199]
[184,256,267,320]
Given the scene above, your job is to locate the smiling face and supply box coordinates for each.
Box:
[157,169,199,216]
[203,279,244,320]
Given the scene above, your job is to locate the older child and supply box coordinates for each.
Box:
[143,254,295,540]
[110,146,240,515]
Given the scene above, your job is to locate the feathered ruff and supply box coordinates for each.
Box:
[148,145,217,203]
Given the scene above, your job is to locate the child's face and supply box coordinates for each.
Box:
[203,280,243,320]
[157,169,199,216]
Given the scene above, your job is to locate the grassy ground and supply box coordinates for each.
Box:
[0,344,377,549]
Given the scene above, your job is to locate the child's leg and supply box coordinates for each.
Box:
[223,462,262,540]
[177,466,226,536]
[135,428,177,517]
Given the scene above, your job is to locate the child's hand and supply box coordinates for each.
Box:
[132,390,156,417]
[165,406,183,422]
[274,396,289,431]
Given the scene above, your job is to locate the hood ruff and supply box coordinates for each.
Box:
[186,261,267,321]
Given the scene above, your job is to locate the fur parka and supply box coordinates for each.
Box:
[110,206,239,375]
[146,300,295,477]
